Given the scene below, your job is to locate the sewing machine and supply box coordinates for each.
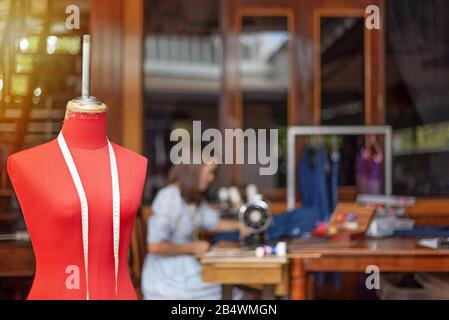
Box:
[239,195,272,246]
[217,184,272,246]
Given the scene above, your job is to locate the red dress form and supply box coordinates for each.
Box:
[7,112,147,300]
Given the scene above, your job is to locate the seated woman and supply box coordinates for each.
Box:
[141,158,246,300]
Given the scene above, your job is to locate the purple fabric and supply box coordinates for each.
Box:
[356,148,370,193]
[368,154,384,194]
[356,148,384,195]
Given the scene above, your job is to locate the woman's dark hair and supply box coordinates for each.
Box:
[167,162,218,204]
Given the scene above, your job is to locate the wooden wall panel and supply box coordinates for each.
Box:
[90,0,123,144]
[219,0,240,186]
[308,0,385,125]
[122,0,144,154]
[220,0,300,186]
[89,0,143,153]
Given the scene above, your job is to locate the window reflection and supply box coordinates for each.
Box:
[320,17,365,125]
[387,0,449,196]
[0,0,89,160]
[239,16,289,189]
[143,0,221,197]
[320,17,365,188]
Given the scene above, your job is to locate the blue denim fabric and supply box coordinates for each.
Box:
[211,206,319,244]
[300,147,340,220]
[330,157,340,213]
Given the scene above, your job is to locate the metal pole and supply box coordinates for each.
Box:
[287,128,295,210]
[81,34,91,99]
[385,127,393,196]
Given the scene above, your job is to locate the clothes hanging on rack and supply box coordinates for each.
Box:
[299,145,339,221]
[299,144,342,291]
[356,148,370,193]
[329,151,340,213]
[356,147,384,194]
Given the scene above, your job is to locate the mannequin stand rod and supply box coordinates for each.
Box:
[81,35,91,99]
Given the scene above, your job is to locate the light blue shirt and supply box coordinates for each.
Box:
[141,185,221,300]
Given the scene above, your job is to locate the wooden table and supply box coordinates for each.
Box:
[202,254,287,299]
[0,240,34,299]
[289,237,449,299]
[200,246,319,300]
[0,240,34,277]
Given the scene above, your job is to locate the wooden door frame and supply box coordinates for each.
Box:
[311,0,385,125]
[220,0,300,186]
[122,0,144,154]
[234,8,297,127]
[90,0,143,153]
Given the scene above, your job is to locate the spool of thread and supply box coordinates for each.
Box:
[228,186,241,206]
[255,242,287,258]
[218,187,229,203]
[246,184,258,202]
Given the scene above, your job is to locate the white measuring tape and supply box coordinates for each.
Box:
[58,132,120,300]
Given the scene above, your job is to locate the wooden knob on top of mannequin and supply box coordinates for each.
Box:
[65,96,108,118]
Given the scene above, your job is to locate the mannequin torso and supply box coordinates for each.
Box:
[7,112,147,299]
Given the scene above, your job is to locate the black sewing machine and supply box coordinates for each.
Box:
[217,185,272,246]
[239,196,272,246]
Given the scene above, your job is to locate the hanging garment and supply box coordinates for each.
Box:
[299,146,342,291]
[299,147,333,220]
[367,153,384,194]
[58,132,120,300]
[356,148,383,195]
[329,153,340,213]
[356,148,370,194]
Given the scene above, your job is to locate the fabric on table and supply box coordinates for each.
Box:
[394,226,449,238]
[212,206,320,244]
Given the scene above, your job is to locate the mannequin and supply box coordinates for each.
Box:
[7,107,147,300]
[7,36,147,299]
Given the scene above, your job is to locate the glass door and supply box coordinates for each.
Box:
[222,0,299,198]
[312,0,385,197]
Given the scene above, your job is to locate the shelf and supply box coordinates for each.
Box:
[394,148,449,157]
[0,189,14,197]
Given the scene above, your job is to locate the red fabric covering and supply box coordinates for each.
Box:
[7,112,147,300]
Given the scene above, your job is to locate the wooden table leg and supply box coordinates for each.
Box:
[261,284,276,300]
[222,284,233,300]
[290,258,306,300]
[307,273,315,300]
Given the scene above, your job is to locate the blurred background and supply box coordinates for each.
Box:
[2,0,449,299]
